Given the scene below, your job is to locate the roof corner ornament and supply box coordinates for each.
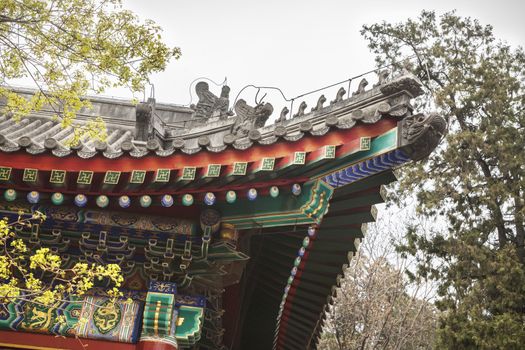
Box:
[193,82,232,120]
[276,106,289,124]
[231,99,273,137]
[135,98,155,142]
[311,95,326,112]
[293,101,307,118]
[398,112,447,161]
[380,74,424,97]
[330,87,346,105]
[353,78,369,96]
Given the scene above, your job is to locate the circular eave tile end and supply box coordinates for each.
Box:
[18,136,32,148]
[198,136,210,147]
[121,141,133,152]
[299,121,313,133]
[377,102,391,114]
[44,138,58,150]
[248,130,261,141]
[146,139,160,151]
[325,115,339,127]
[94,140,107,152]
[172,138,185,149]
[274,126,287,138]
[223,133,236,145]
[351,109,364,120]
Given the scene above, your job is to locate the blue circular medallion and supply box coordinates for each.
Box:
[74,194,87,207]
[292,183,302,196]
[27,191,40,204]
[247,188,257,201]
[298,247,306,257]
[161,194,174,207]
[204,192,216,206]
[119,195,131,208]
[291,266,298,277]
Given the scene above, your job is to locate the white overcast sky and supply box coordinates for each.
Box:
[114,0,525,110]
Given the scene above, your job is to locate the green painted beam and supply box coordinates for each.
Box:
[307,128,398,180]
[221,180,332,229]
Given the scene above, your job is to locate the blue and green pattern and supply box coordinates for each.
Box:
[76,296,142,343]
[322,149,409,188]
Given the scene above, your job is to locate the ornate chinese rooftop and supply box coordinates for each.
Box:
[0,71,446,350]
[1,74,429,160]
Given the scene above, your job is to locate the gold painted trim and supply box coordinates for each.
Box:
[0,342,68,350]
[154,300,161,336]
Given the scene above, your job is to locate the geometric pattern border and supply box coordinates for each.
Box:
[77,171,93,185]
[293,152,306,165]
[261,158,275,171]
[130,170,146,184]
[155,169,171,182]
[49,170,66,184]
[232,162,247,176]
[324,145,336,159]
[181,167,196,181]
[360,137,371,151]
[322,149,409,188]
[104,171,121,185]
[22,168,38,182]
[0,167,11,181]
[206,164,221,178]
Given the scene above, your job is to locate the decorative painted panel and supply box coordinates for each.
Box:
[77,171,93,185]
[22,168,38,182]
[155,169,171,182]
[360,136,371,151]
[261,158,275,171]
[293,152,306,165]
[206,164,221,177]
[75,296,142,343]
[324,145,336,159]
[49,170,66,184]
[130,170,146,184]
[232,162,247,175]
[0,167,11,181]
[181,167,196,181]
[104,171,121,185]
[322,149,409,188]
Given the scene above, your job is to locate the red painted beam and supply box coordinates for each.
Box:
[0,119,396,172]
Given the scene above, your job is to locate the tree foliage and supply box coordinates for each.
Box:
[0,213,124,306]
[0,0,180,142]
[361,11,525,349]
[319,219,438,350]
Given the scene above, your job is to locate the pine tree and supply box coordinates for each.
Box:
[361,11,525,349]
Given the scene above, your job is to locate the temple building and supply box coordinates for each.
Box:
[0,71,445,349]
